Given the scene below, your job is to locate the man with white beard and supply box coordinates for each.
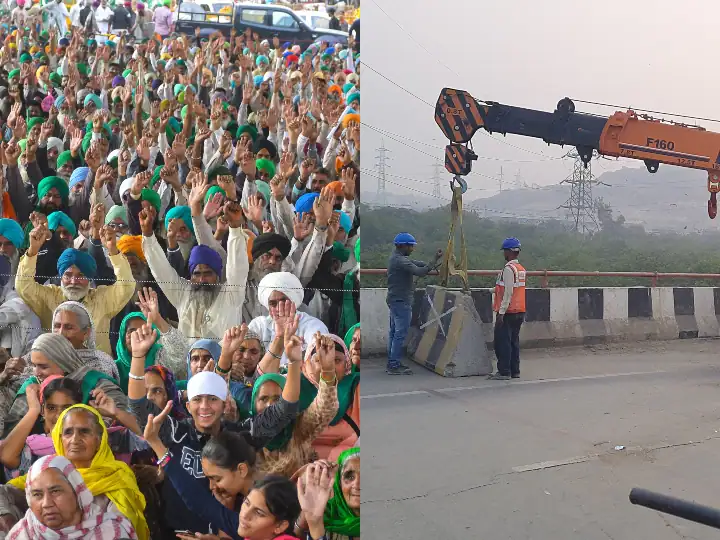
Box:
[0,219,25,285]
[0,253,41,358]
[15,222,136,355]
[140,200,249,342]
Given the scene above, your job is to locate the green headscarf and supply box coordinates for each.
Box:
[344,323,359,350]
[236,124,258,142]
[115,312,161,393]
[150,165,163,188]
[298,371,359,426]
[324,447,360,537]
[250,374,294,451]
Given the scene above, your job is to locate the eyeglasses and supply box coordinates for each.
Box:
[106,222,129,231]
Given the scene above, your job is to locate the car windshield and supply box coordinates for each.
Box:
[312,15,329,29]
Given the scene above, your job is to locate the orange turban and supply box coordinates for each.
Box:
[245,229,256,264]
[116,235,146,263]
[342,113,360,129]
[326,181,344,195]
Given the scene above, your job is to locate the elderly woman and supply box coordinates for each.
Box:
[1,334,128,438]
[52,301,119,380]
[5,405,149,540]
[295,449,360,540]
[6,455,137,539]
[249,271,328,366]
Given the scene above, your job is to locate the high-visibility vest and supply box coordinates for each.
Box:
[493,260,526,313]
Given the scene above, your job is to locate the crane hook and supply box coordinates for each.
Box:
[709,193,717,220]
[450,175,468,194]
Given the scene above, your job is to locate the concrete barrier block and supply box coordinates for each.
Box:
[693,287,720,337]
[408,286,492,377]
[359,288,390,356]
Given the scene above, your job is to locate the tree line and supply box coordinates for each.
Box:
[360,202,720,289]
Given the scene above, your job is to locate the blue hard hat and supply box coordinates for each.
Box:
[394,232,417,246]
[501,237,521,250]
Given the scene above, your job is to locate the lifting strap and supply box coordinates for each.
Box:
[439,183,469,291]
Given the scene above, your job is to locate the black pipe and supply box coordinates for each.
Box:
[629,488,720,529]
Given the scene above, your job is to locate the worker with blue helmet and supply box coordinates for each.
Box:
[385,232,443,375]
[489,237,527,381]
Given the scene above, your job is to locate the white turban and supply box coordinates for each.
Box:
[258,271,304,310]
[119,177,134,200]
[187,372,227,401]
[47,137,64,154]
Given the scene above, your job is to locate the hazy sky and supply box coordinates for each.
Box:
[361,0,720,207]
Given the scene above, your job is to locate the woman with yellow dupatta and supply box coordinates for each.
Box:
[5,404,149,540]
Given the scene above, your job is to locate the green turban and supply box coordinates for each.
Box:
[27,117,45,131]
[236,124,258,142]
[56,150,72,169]
[204,185,226,205]
[7,69,20,80]
[255,158,275,179]
[18,52,31,64]
[37,176,69,206]
[49,72,62,87]
[140,188,161,212]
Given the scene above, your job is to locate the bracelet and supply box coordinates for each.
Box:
[128,373,144,381]
[269,350,282,360]
[215,364,230,375]
[157,450,171,468]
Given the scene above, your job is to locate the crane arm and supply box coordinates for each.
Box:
[435,88,720,218]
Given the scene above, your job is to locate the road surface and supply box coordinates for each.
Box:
[361,339,720,539]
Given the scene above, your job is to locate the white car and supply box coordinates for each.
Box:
[295,10,331,30]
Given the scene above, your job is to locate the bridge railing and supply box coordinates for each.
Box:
[359,269,720,288]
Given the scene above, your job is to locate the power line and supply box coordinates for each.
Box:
[360,63,435,108]
[568,98,720,125]
[367,0,463,81]
[432,162,443,199]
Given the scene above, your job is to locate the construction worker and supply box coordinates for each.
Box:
[489,237,526,380]
[386,232,442,375]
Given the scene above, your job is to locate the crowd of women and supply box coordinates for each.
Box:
[0,5,360,539]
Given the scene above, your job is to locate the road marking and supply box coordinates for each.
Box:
[437,370,667,393]
[361,370,668,400]
[512,455,598,473]
[361,390,431,400]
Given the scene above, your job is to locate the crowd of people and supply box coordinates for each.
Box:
[0,3,360,538]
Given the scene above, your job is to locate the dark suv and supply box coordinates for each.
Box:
[175,2,348,48]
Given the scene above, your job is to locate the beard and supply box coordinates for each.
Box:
[61,282,89,301]
[250,263,275,283]
[179,240,194,262]
[132,267,149,283]
[190,284,220,310]
[68,192,79,206]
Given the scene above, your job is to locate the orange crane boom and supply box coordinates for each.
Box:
[435,88,720,218]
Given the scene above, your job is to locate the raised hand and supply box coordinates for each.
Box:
[221,324,248,355]
[283,312,302,362]
[222,200,244,228]
[313,185,335,227]
[136,287,160,323]
[316,333,338,374]
[89,203,106,238]
[297,463,335,527]
[245,194,264,223]
[203,192,225,220]
[100,225,119,255]
[342,166,356,200]
[90,388,118,419]
[139,206,156,237]
[143,399,173,444]
[28,224,48,257]
[293,213,312,242]
[25,384,41,413]
[274,300,297,341]
[130,322,158,357]
[0,357,26,385]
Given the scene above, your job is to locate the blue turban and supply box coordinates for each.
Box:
[165,205,194,236]
[47,211,77,238]
[188,245,223,278]
[294,192,319,216]
[325,47,335,56]
[68,167,90,190]
[256,55,269,66]
[83,93,102,109]
[186,338,223,376]
[337,210,352,233]
[57,248,97,279]
[253,75,263,88]
[0,218,24,249]
[54,94,66,108]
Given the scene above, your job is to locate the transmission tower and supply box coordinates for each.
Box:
[431,162,443,198]
[559,151,600,234]
[375,141,390,205]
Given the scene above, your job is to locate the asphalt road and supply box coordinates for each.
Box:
[361,339,720,540]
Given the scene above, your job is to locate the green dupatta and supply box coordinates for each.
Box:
[324,447,360,537]
[298,371,360,426]
[16,371,119,404]
[250,373,294,451]
[115,312,162,393]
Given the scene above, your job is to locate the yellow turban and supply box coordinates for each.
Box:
[117,234,146,263]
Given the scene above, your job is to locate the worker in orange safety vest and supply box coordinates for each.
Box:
[488,237,526,381]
